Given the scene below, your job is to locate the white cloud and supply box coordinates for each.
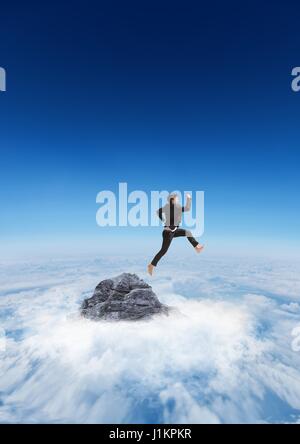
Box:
[0,255,300,423]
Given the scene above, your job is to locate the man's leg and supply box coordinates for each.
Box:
[151,230,173,267]
[174,228,198,246]
[174,228,204,252]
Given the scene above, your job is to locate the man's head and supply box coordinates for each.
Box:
[167,193,178,205]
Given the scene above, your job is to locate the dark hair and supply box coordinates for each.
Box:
[167,193,177,205]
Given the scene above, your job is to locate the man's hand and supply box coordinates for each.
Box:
[183,193,192,212]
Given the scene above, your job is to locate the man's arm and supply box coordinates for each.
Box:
[157,207,164,221]
[182,194,192,212]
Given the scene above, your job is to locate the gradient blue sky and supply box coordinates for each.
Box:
[0,0,300,259]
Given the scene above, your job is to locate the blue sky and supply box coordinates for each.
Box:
[0,0,300,259]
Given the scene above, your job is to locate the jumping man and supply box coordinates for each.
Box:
[147,193,204,275]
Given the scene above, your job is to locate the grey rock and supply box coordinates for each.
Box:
[81,273,170,321]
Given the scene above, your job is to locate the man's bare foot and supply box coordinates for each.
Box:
[195,244,204,253]
[147,264,155,275]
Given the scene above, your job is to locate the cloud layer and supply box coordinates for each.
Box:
[1,255,300,423]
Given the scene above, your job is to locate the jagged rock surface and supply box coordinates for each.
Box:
[81,273,170,321]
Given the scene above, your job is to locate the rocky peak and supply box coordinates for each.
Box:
[81,273,170,321]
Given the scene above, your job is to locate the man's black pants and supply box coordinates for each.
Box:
[151,228,199,266]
